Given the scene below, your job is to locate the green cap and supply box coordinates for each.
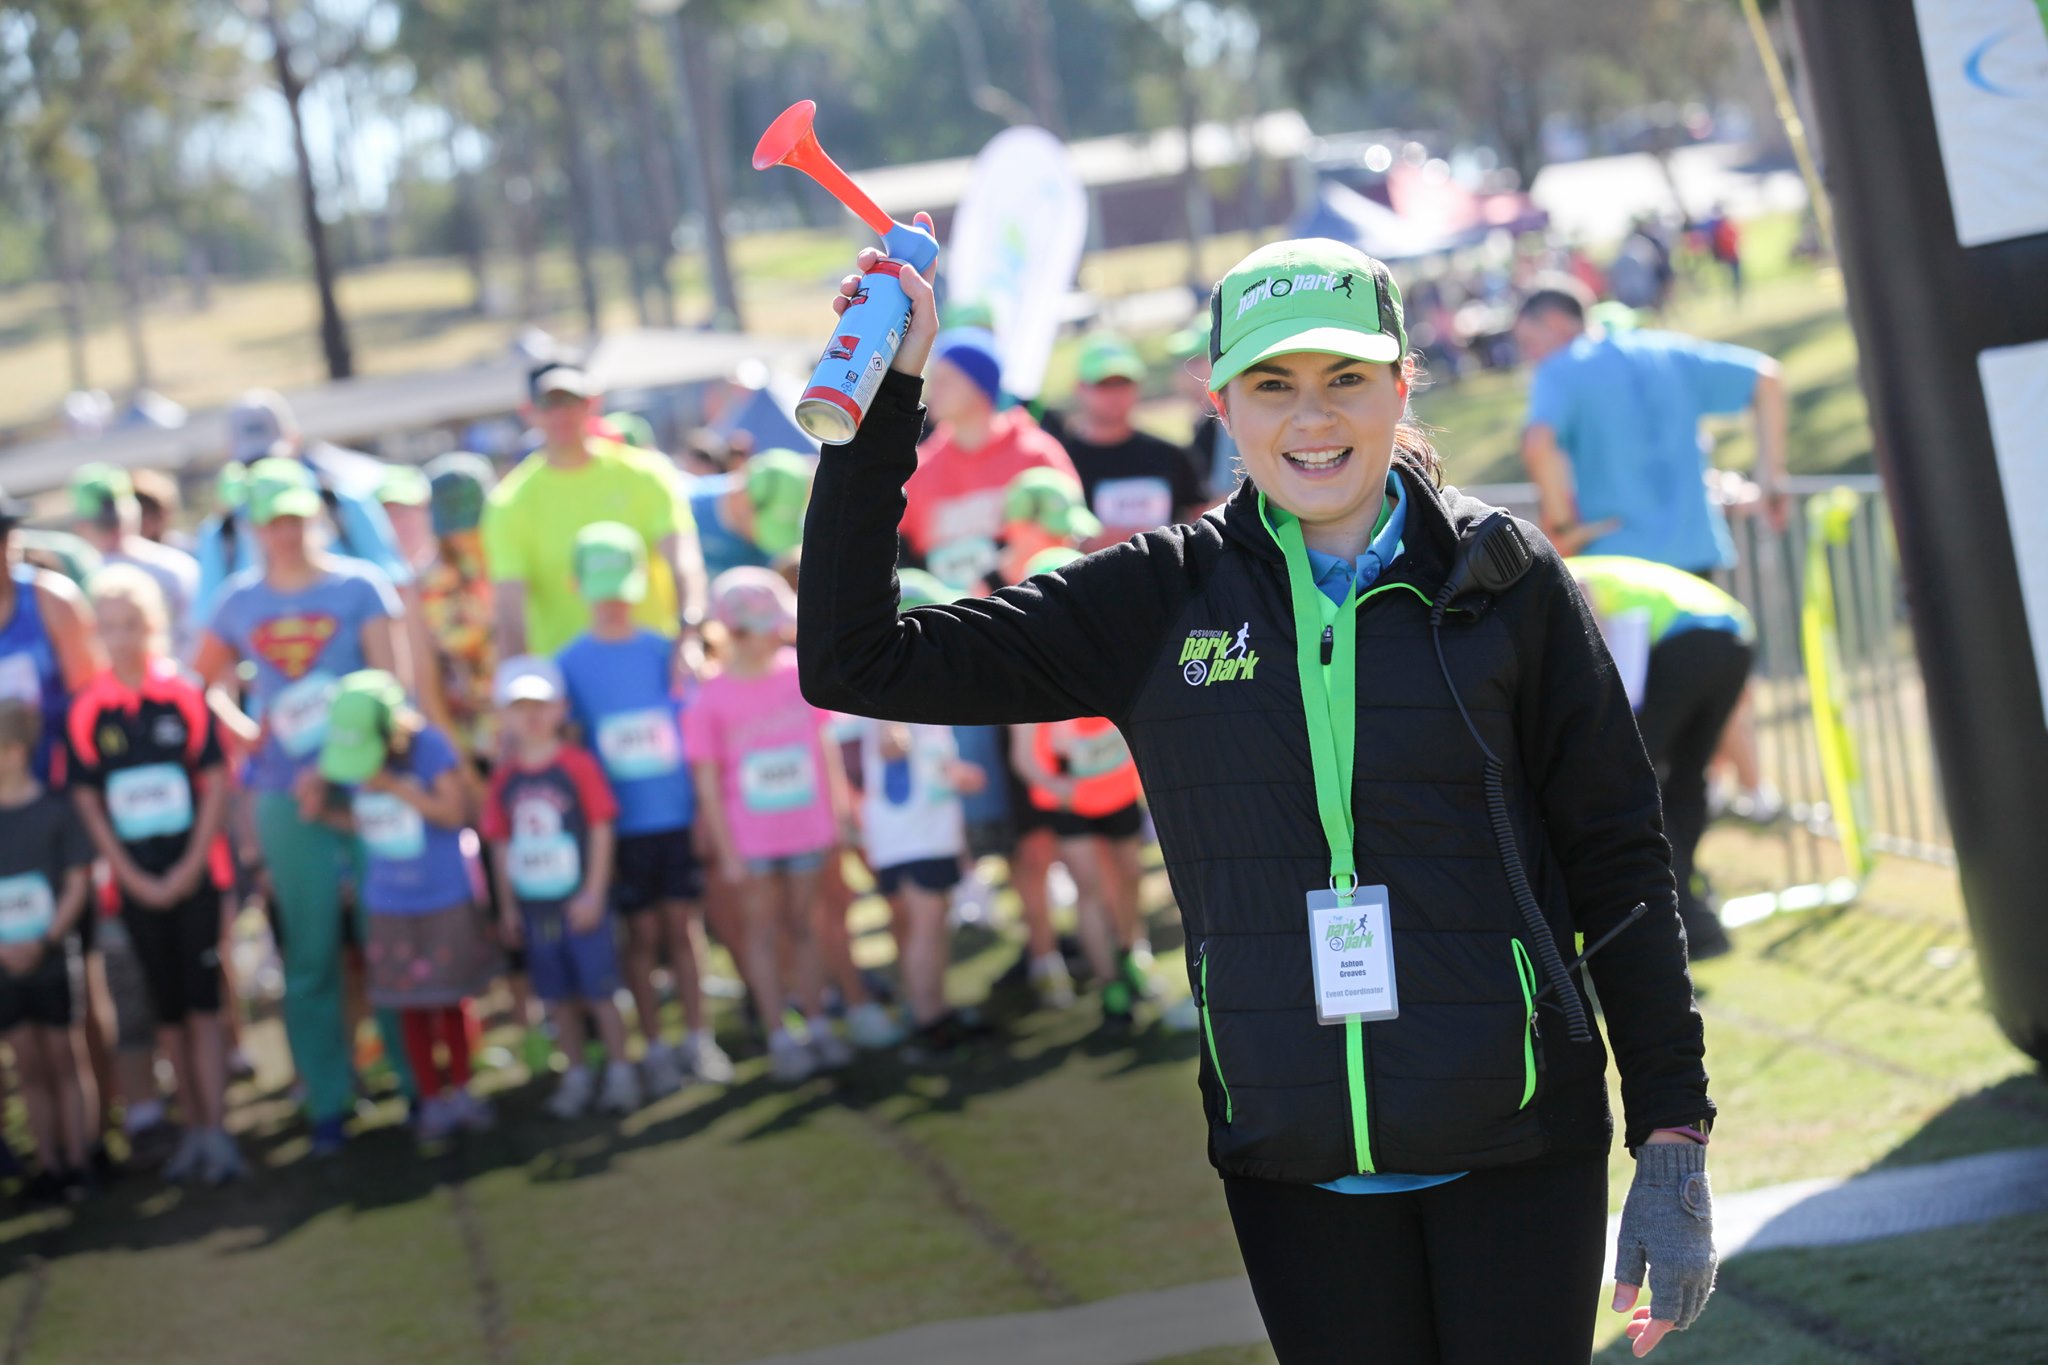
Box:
[245,456,323,526]
[572,521,648,604]
[1022,547,1084,578]
[216,462,248,512]
[71,463,135,524]
[1076,333,1147,385]
[1167,321,1212,363]
[1208,238,1406,389]
[744,449,812,558]
[425,453,495,537]
[1003,468,1102,542]
[318,670,405,784]
[896,568,958,611]
[940,299,995,330]
[606,411,656,451]
[1588,300,1640,334]
[375,464,430,508]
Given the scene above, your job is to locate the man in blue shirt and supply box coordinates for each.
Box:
[1514,285,1789,571]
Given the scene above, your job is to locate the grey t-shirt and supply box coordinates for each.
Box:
[0,790,93,947]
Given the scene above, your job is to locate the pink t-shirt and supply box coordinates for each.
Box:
[682,650,837,861]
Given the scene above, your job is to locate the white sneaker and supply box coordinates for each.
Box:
[450,1090,495,1134]
[680,1031,735,1085]
[768,1029,816,1084]
[808,1019,855,1071]
[162,1128,207,1183]
[599,1060,643,1114]
[546,1066,597,1120]
[124,1098,168,1139]
[950,868,995,927]
[642,1040,687,1098]
[200,1129,245,1185]
[846,1002,905,1050]
[1029,952,1077,1010]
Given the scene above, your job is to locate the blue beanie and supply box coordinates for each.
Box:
[932,328,1002,407]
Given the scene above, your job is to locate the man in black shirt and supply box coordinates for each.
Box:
[1054,334,1208,546]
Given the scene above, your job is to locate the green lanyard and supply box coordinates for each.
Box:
[1260,494,1359,904]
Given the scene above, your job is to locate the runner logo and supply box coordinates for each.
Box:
[1235,271,1356,319]
[1179,623,1259,686]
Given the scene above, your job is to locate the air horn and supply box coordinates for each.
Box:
[753,100,940,445]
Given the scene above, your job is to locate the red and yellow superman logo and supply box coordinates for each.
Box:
[249,614,340,680]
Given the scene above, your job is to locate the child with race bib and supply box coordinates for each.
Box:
[854,569,989,1059]
[0,699,98,1200]
[482,655,641,1118]
[686,568,853,1083]
[1006,549,1151,1033]
[308,670,497,1148]
[193,456,414,1156]
[66,568,240,1184]
[557,522,732,1095]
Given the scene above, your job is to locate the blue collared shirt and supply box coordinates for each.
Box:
[1303,471,1408,606]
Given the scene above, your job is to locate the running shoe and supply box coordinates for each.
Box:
[122,1098,168,1140]
[902,1014,967,1066]
[1100,979,1136,1035]
[642,1040,688,1098]
[162,1128,208,1183]
[1121,943,1158,1001]
[547,1065,598,1120]
[309,1116,350,1158]
[809,1022,855,1072]
[1029,952,1077,1010]
[450,1090,496,1134]
[415,1095,463,1148]
[846,1002,905,1051]
[680,1031,735,1085]
[521,1027,557,1075]
[598,1060,643,1115]
[200,1129,245,1186]
[227,1047,258,1083]
[767,1029,816,1084]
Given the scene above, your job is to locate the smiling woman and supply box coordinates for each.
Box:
[797,231,1721,1364]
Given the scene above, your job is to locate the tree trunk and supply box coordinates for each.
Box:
[485,43,542,323]
[269,0,353,380]
[99,113,154,391]
[544,0,604,335]
[39,173,92,392]
[1015,0,1066,135]
[667,13,742,329]
[622,24,682,328]
[1173,13,1213,289]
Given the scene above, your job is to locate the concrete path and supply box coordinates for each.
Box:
[715,1144,2048,1365]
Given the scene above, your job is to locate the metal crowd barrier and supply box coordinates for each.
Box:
[1464,475,1953,891]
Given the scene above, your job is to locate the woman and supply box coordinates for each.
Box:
[192,458,414,1156]
[799,227,1718,1363]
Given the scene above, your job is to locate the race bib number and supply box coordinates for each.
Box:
[1307,885,1399,1025]
[354,791,426,862]
[106,763,195,842]
[927,536,1000,591]
[740,744,818,814]
[0,652,43,708]
[1063,728,1130,779]
[270,672,338,758]
[0,873,55,945]
[508,833,582,901]
[597,708,683,782]
[1092,477,1173,529]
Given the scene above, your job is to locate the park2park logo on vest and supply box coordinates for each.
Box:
[1180,624,1259,686]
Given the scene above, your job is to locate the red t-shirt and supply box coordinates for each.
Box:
[900,409,1076,585]
[482,744,619,908]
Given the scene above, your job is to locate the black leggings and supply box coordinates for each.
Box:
[1225,1157,1608,1365]
[1638,629,1755,920]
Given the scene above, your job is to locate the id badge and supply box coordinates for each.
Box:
[1307,884,1399,1025]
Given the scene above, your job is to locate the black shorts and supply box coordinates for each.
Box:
[875,857,962,897]
[613,827,704,914]
[1049,801,1144,842]
[122,888,223,1024]
[0,936,84,1032]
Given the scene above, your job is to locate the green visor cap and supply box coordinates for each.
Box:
[376,464,430,507]
[245,457,323,526]
[1022,546,1084,578]
[1076,333,1146,385]
[1003,468,1102,541]
[572,521,648,604]
[71,463,135,523]
[744,449,813,558]
[216,461,249,511]
[896,568,958,611]
[425,452,495,537]
[1208,238,1407,390]
[606,411,656,451]
[319,670,405,784]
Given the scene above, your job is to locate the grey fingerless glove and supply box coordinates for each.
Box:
[1614,1141,1717,1330]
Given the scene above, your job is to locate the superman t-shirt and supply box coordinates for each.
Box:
[206,561,402,792]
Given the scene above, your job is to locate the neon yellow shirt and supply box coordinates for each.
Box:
[482,440,693,655]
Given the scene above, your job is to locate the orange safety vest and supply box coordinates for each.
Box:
[1029,716,1141,818]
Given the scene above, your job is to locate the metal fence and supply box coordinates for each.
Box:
[1466,475,1953,895]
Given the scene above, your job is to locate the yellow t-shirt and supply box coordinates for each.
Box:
[482,440,693,655]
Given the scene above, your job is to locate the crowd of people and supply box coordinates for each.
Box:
[0,237,1782,1254]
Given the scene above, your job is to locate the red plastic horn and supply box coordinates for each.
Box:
[751,100,894,238]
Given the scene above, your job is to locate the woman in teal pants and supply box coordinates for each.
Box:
[193,457,415,1154]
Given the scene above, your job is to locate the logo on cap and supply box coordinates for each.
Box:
[1235,271,1357,320]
